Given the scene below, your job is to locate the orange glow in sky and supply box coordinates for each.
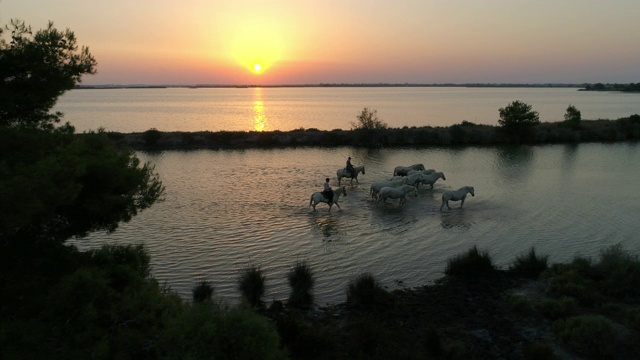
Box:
[3,1,639,85]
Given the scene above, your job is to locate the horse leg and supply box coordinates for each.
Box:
[460,198,465,208]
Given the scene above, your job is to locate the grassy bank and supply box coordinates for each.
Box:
[102,116,640,151]
[2,242,639,359]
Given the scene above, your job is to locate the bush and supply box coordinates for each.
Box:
[553,314,620,358]
[509,247,548,279]
[192,280,214,303]
[287,261,315,308]
[351,107,388,130]
[539,296,578,320]
[159,303,286,360]
[238,266,266,308]
[346,273,392,310]
[521,341,560,360]
[506,294,533,315]
[445,246,496,278]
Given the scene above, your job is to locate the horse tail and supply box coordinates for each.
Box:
[309,195,313,207]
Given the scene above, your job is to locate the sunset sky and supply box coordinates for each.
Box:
[2,0,639,86]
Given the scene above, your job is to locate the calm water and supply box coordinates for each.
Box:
[70,143,640,305]
[56,87,640,133]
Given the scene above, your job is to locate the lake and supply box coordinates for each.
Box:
[70,143,640,305]
[57,87,640,133]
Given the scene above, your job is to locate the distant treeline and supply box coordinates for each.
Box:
[581,82,640,92]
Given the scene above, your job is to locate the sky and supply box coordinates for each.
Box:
[2,0,640,86]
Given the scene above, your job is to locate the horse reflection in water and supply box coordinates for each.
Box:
[309,186,347,212]
[440,186,475,210]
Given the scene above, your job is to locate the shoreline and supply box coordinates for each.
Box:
[101,117,640,151]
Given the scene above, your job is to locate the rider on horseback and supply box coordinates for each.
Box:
[322,178,333,204]
[346,157,355,177]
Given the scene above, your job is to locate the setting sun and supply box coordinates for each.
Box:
[253,63,263,73]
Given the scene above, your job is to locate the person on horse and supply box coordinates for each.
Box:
[346,156,355,178]
[322,177,333,204]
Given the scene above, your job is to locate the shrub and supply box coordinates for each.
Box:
[159,303,286,360]
[287,261,315,308]
[238,266,266,308]
[444,245,496,278]
[351,107,388,130]
[553,314,620,358]
[539,296,578,320]
[596,244,640,299]
[508,247,548,279]
[521,341,560,360]
[142,128,163,147]
[346,273,392,310]
[192,280,214,303]
[506,294,533,315]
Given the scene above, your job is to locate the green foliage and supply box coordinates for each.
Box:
[192,280,214,303]
[508,247,549,279]
[539,296,578,320]
[238,266,266,308]
[287,261,315,308]
[159,303,286,360]
[521,341,560,360]
[0,20,96,129]
[498,100,540,142]
[445,245,496,278]
[0,128,165,243]
[553,314,620,359]
[345,272,392,310]
[351,107,388,130]
[506,294,533,315]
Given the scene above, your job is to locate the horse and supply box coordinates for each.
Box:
[405,172,427,189]
[440,186,475,210]
[370,179,406,201]
[421,172,446,189]
[337,165,365,185]
[393,164,425,177]
[377,185,418,207]
[407,168,435,176]
[310,186,347,212]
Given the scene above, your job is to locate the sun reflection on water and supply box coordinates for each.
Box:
[252,88,268,131]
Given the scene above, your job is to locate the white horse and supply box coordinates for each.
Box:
[337,165,365,185]
[440,186,475,210]
[370,179,406,201]
[407,168,435,176]
[377,185,418,207]
[421,171,446,189]
[393,164,425,177]
[310,186,347,212]
[403,172,426,189]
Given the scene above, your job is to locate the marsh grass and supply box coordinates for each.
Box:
[192,280,214,303]
[346,273,392,310]
[287,261,315,308]
[444,245,495,278]
[553,314,620,359]
[238,266,266,308]
[509,247,548,279]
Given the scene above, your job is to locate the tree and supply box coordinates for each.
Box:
[0,20,97,130]
[351,107,388,130]
[564,104,582,128]
[498,100,540,141]
[0,21,163,244]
